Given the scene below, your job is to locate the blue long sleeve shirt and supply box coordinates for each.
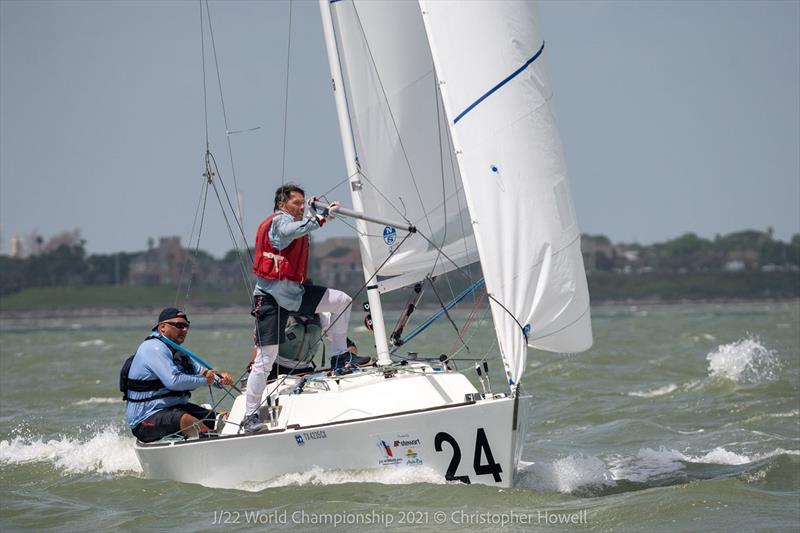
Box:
[253,210,323,311]
[125,334,207,428]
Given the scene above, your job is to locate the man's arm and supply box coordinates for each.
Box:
[142,342,206,391]
[270,213,322,250]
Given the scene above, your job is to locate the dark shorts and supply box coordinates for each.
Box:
[132,402,216,443]
[252,284,327,347]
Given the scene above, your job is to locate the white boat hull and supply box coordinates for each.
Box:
[135,364,529,489]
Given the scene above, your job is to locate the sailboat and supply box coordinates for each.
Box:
[134,0,591,489]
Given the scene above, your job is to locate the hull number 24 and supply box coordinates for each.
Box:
[434,428,503,484]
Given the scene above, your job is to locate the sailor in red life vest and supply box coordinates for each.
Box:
[243,184,366,433]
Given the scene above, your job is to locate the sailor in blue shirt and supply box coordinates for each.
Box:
[125,308,233,442]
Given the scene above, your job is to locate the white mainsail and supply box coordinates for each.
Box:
[419,0,593,385]
[328,0,478,293]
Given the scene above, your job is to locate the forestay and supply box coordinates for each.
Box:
[329,0,478,293]
[419,0,593,386]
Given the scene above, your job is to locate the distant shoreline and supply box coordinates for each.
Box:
[1,298,797,321]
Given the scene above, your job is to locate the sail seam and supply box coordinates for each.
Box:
[496,232,582,292]
[527,303,591,345]
[453,41,545,125]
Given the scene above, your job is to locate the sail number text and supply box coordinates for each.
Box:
[434,428,502,484]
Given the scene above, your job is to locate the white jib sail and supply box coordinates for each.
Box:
[328,0,478,292]
[420,0,593,386]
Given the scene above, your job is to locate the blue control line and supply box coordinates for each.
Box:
[391,277,485,354]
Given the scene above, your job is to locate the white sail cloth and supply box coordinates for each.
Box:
[329,0,478,291]
[420,0,593,385]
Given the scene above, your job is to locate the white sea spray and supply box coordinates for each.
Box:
[706,335,781,383]
[0,425,141,474]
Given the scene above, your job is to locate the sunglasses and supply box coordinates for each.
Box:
[163,321,190,330]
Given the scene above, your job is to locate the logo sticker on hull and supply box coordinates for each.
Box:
[375,433,424,467]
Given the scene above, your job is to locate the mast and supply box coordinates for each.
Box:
[319,0,391,364]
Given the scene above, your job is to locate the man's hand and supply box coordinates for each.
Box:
[204,369,234,386]
[327,201,341,219]
[216,372,234,386]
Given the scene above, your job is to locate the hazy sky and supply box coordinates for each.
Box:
[1,0,798,257]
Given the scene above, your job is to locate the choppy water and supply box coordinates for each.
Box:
[1,302,798,532]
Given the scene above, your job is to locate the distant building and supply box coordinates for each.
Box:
[581,237,615,272]
[309,237,363,294]
[9,235,23,258]
[724,250,759,272]
[129,236,189,286]
[724,260,746,272]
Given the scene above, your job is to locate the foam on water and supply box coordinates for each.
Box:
[76,339,108,348]
[517,445,799,494]
[706,335,781,383]
[516,456,615,493]
[74,397,119,405]
[240,465,447,492]
[627,384,678,398]
[0,425,141,474]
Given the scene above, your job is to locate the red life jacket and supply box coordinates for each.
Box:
[253,213,309,283]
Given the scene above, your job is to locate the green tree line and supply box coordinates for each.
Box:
[1,229,798,300]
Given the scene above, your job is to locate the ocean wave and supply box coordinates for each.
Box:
[627,384,678,398]
[515,456,614,493]
[76,339,109,348]
[706,335,781,383]
[74,397,120,405]
[240,465,447,491]
[607,447,686,483]
[516,446,799,494]
[0,426,141,474]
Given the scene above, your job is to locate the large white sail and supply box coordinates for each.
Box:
[420,0,593,385]
[328,0,478,292]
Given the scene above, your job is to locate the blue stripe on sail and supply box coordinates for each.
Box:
[453,41,545,125]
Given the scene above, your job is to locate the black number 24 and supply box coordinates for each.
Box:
[434,428,502,484]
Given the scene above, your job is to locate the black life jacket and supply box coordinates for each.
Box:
[120,336,196,402]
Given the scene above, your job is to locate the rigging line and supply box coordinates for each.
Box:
[334,215,390,239]
[429,69,447,277]
[207,151,254,264]
[415,229,474,283]
[316,171,357,199]
[280,0,293,181]
[177,176,211,307]
[355,171,412,225]
[204,0,244,226]
[319,230,414,348]
[208,176,254,295]
[206,152,253,291]
[199,0,209,149]
[430,70,461,305]
[261,230,416,400]
[207,160,254,295]
[448,301,492,360]
[350,3,434,236]
[442,88,474,291]
[486,293,527,338]
[176,168,207,305]
[390,277,484,353]
[327,0,360,160]
[427,275,469,352]
[448,290,487,355]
